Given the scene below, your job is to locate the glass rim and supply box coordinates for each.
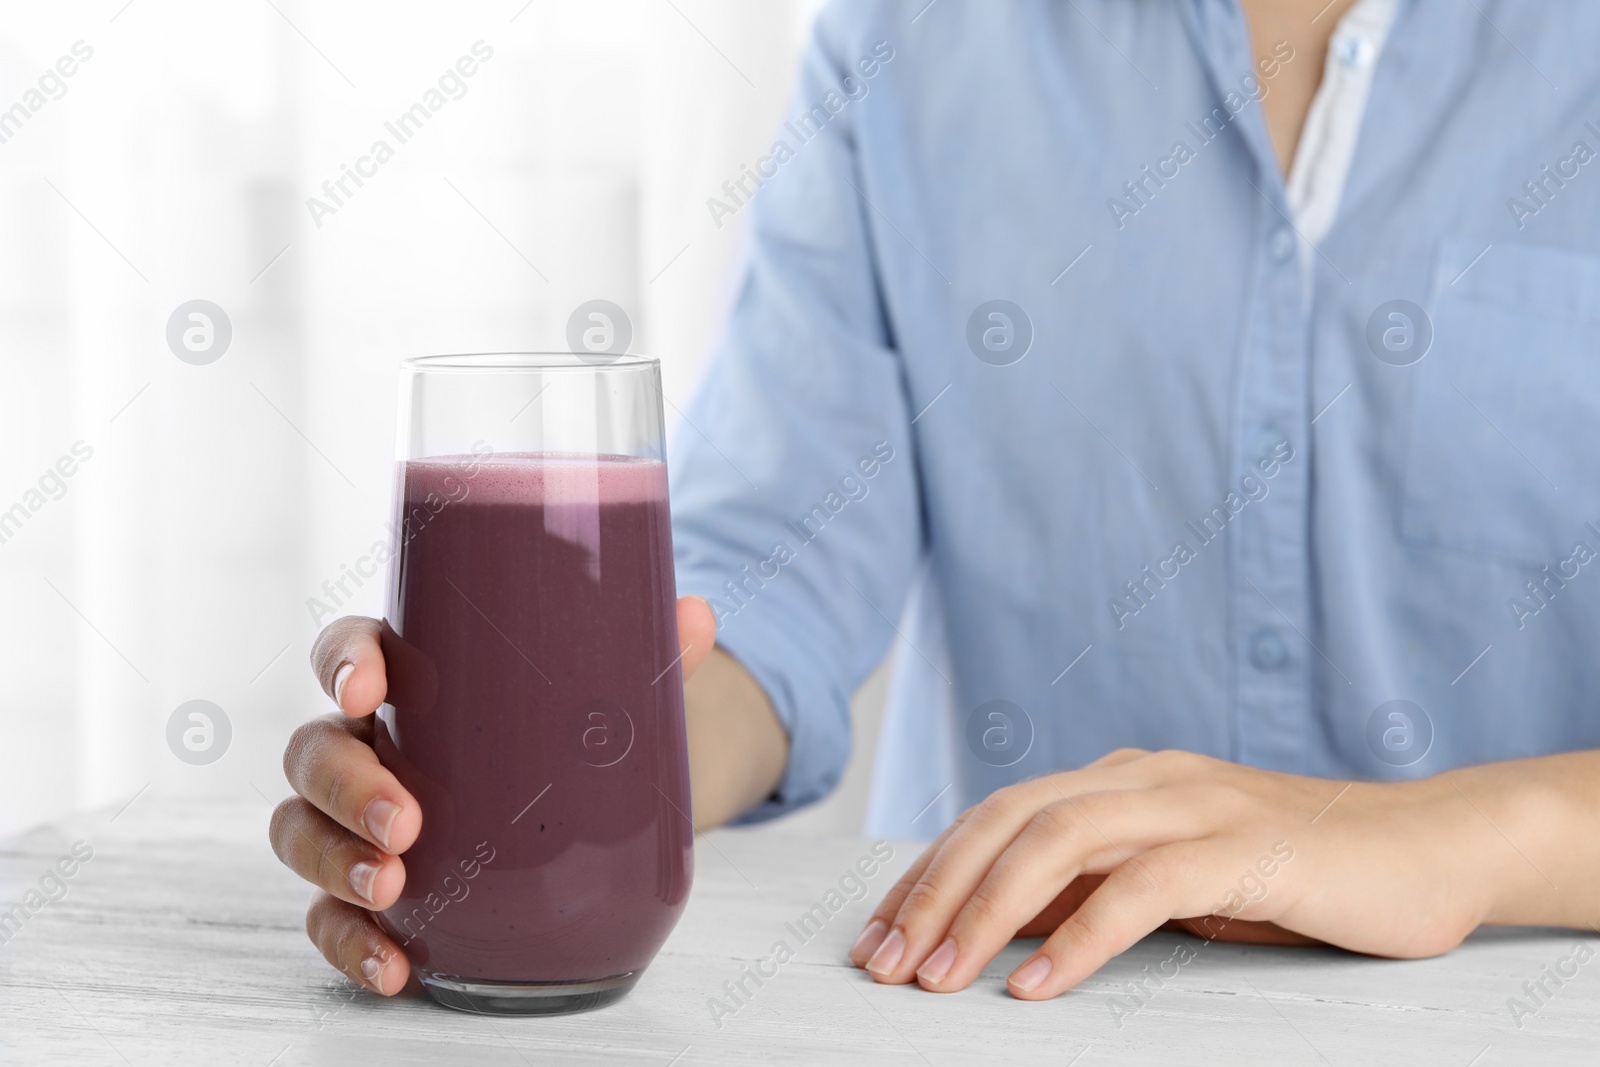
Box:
[401,352,658,372]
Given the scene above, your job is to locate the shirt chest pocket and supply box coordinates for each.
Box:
[1402,239,1600,564]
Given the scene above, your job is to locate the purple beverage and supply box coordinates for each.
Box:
[374,450,693,1014]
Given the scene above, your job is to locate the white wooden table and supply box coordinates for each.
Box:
[2,797,1595,1065]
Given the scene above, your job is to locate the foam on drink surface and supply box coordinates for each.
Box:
[401,453,667,506]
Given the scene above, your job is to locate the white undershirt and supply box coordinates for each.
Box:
[1285,0,1401,251]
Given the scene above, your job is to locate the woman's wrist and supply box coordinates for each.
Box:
[1435,760,1571,929]
[684,647,789,829]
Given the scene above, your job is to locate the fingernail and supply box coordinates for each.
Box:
[917,937,958,985]
[363,797,401,851]
[347,859,380,905]
[1009,955,1052,993]
[333,662,355,710]
[850,919,888,963]
[865,927,906,977]
[360,953,385,991]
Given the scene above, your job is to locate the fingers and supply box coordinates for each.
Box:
[310,616,386,717]
[860,765,1175,986]
[676,596,717,681]
[271,796,407,909]
[849,815,968,968]
[306,891,410,996]
[298,618,414,998]
[859,798,1027,983]
[1017,874,1108,937]
[914,791,1206,991]
[283,714,421,854]
[1007,843,1210,1000]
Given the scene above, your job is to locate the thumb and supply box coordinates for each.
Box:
[675,595,717,681]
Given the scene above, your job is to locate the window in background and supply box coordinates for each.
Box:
[0,0,831,837]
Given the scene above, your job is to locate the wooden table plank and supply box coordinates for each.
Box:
[2,798,1596,1065]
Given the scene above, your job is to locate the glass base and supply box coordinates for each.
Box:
[420,971,641,1016]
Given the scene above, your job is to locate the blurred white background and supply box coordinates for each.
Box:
[0,0,886,839]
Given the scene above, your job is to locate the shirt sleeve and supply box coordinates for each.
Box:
[668,13,922,823]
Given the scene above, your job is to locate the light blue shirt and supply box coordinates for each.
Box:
[668,0,1600,838]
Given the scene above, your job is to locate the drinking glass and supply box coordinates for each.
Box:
[373,353,694,1015]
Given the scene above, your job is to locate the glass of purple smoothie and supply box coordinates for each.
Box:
[374,353,694,1015]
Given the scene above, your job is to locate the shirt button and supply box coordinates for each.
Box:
[1336,35,1375,68]
[1249,629,1289,671]
[1252,424,1286,463]
[1267,226,1296,263]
